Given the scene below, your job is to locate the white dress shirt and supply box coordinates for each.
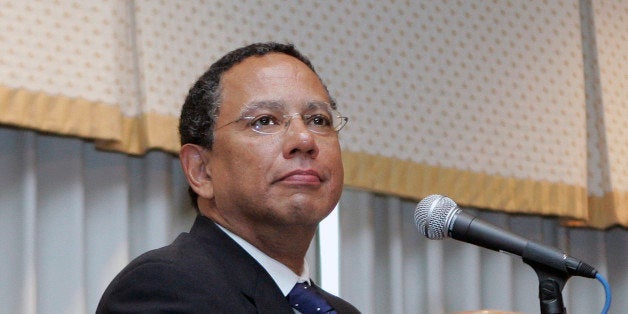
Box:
[216,224,311,295]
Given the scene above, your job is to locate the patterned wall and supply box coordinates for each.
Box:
[1,1,138,112]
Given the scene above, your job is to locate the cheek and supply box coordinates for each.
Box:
[214,138,278,178]
[326,141,344,168]
[322,142,344,184]
[332,160,344,189]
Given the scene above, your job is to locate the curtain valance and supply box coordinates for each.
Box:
[1,0,625,228]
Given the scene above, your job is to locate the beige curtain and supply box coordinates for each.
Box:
[1,0,626,228]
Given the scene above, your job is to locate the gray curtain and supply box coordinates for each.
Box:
[1,127,625,313]
[0,127,195,313]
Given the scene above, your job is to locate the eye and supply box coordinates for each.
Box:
[307,114,333,127]
[249,114,281,132]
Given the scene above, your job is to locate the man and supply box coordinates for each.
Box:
[97,42,360,313]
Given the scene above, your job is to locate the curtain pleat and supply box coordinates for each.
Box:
[35,135,86,313]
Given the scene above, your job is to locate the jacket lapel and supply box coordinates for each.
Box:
[189,215,294,313]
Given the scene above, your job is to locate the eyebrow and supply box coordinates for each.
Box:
[240,100,285,116]
[304,101,333,112]
[239,100,332,116]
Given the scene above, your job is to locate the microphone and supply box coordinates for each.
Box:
[414,194,597,278]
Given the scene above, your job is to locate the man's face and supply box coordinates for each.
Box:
[205,53,343,230]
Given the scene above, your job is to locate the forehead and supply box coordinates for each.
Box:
[218,53,330,113]
[224,52,314,80]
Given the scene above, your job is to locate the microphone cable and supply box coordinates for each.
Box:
[595,273,611,314]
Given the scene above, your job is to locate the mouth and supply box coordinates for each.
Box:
[277,169,323,185]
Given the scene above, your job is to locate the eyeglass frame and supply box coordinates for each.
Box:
[214,101,349,135]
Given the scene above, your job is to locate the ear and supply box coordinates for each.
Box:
[179,144,214,200]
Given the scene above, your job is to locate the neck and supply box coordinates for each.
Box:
[200,205,317,274]
[249,225,316,274]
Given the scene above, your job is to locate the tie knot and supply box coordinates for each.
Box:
[286,282,336,314]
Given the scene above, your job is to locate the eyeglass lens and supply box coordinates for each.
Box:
[240,101,346,135]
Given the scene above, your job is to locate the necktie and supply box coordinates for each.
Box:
[286,282,337,314]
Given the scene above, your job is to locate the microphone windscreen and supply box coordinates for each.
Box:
[414,194,458,240]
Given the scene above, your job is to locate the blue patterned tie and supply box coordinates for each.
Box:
[286,282,337,314]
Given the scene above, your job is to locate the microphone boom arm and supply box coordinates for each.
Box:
[526,260,569,314]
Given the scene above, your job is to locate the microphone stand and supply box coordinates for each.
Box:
[525,261,570,314]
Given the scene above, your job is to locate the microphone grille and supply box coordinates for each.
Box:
[414,194,459,240]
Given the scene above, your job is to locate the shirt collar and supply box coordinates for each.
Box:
[216,223,310,296]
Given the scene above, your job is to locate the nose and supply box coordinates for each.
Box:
[282,115,319,159]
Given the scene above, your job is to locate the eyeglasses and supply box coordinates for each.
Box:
[215,103,349,135]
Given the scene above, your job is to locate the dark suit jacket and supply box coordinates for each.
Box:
[97,215,360,313]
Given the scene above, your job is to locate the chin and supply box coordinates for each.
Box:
[280,205,331,225]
